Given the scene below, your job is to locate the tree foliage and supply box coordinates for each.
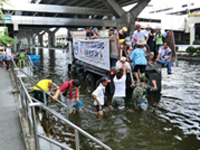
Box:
[0,28,17,47]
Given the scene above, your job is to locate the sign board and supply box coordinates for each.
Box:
[0,15,12,24]
[73,39,110,71]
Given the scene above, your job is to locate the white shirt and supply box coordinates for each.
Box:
[158,46,172,58]
[92,83,105,105]
[6,48,12,57]
[113,75,126,97]
[144,29,151,35]
[133,30,148,41]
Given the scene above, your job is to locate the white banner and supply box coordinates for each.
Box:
[73,39,110,71]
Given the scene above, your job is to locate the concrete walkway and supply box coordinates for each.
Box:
[0,68,25,150]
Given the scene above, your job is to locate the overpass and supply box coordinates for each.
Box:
[2,0,151,47]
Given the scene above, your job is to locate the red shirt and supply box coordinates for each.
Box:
[58,80,79,100]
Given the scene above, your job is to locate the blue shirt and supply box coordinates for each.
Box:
[130,48,147,68]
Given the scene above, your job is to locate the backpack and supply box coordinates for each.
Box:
[62,81,70,97]
[132,83,145,103]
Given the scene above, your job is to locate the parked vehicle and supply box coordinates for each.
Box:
[66,30,163,95]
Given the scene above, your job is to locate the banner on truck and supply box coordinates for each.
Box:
[73,39,110,71]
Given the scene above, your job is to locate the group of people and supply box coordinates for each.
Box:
[33,24,174,117]
[0,43,12,70]
[118,24,172,75]
[85,27,115,39]
[0,43,28,70]
[91,24,174,117]
[33,79,82,115]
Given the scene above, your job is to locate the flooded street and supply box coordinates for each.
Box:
[30,47,200,150]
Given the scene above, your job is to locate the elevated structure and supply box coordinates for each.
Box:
[2,0,151,47]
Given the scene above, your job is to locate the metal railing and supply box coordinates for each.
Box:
[10,57,112,150]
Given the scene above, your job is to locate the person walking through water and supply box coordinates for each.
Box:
[92,77,110,117]
[52,79,82,114]
[111,60,126,110]
[33,79,52,105]
[131,76,157,111]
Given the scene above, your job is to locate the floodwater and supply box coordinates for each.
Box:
[29,47,200,150]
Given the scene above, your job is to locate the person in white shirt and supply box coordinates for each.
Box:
[112,60,126,110]
[132,24,149,43]
[6,43,12,70]
[92,77,110,117]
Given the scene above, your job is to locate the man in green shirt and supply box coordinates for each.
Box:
[131,76,157,111]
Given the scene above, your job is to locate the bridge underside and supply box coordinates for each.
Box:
[33,0,139,9]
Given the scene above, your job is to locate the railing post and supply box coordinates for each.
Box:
[31,106,40,150]
[75,129,80,150]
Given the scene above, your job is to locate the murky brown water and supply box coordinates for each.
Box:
[30,47,200,150]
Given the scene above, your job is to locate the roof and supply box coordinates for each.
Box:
[37,0,140,9]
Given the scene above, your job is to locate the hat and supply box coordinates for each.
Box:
[136,24,141,28]
[109,27,115,31]
[137,39,146,45]
[93,27,98,31]
[154,26,161,30]
[20,45,24,50]
[72,79,80,88]
[122,27,128,32]
[7,43,11,47]
[146,24,151,28]
[89,27,93,30]
[120,56,126,62]
[140,76,147,82]
[129,31,133,35]
[125,37,132,46]
[100,77,110,83]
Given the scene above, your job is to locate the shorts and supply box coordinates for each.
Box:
[95,105,104,112]
[133,65,146,74]
[112,97,125,109]
[61,94,82,112]
[134,102,148,110]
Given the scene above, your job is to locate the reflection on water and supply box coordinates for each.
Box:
[30,47,200,150]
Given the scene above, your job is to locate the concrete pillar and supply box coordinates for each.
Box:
[27,37,31,46]
[30,37,35,46]
[129,0,151,31]
[103,0,150,31]
[47,28,59,48]
[48,31,55,48]
[13,33,18,53]
[38,34,43,47]
[189,24,195,45]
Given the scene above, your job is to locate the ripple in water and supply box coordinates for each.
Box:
[30,48,200,150]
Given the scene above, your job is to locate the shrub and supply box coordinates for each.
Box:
[175,46,179,51]
[195,47,200,52]
[193,40,200,45]
[175,41,189,45]
[186,46,196,53]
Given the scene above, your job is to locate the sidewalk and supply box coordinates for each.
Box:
[0,68,25,150]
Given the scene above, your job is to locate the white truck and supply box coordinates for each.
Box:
[66,30,162,94]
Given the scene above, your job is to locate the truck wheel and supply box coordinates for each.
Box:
[70,64,77,75]
[96,79,101,87]
[86,74,95,93]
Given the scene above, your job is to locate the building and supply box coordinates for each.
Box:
[136,0,200,45]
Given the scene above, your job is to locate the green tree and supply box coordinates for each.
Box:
[0,0,8,23]
[0,28,17,47]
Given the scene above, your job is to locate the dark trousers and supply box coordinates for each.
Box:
[32,90,49,105]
